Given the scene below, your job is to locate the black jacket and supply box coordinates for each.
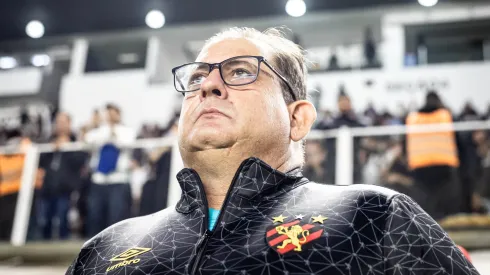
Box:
[39,151,88,197]
[67,158,478,275]
[39,134,88,197]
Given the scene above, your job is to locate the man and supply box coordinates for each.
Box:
[405,91,461,220]
[38,112,87,240]
[320,89,365,185]
[84,104,136,237]
[457,102,483,214]
[67,28,478,274]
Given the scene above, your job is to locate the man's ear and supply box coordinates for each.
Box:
[288,100,317,142]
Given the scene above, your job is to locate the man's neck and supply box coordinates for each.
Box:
[184,148,293,209]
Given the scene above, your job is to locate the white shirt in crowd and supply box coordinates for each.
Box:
[84,124,136,185]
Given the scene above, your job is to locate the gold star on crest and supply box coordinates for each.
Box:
[311,215,328,224]
[272,215,287,223]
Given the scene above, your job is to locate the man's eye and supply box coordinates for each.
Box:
[231,69,254,79]
[188,74,206,85]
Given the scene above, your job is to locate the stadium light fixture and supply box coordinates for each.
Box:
[31,54,50,67]
[0,56,17,69]
[26,20,45,39]
[418,0,438,7]
[286,0,307,17]
[146,10,165,29]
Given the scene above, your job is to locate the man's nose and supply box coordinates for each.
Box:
[199,69,227,101]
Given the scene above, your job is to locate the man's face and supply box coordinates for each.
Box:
[55,113,71,135]
[338,96,352,113]
[178,38,291,158]
[106,109,120,124]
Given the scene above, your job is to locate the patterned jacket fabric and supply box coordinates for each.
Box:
[67,157,479,275]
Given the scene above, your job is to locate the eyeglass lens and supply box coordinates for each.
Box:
[174,57,260,92]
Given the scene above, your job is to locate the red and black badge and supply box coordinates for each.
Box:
[266,214,327,255]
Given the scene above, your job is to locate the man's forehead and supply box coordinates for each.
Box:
[196,38,271,63]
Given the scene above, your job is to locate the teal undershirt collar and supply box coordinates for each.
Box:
[208,208,220,231]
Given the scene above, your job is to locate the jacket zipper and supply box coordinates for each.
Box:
[190,230,211,275]
[190,161,249,275]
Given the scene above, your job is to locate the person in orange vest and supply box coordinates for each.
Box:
[0,129,33,240]
[405,91,461,220]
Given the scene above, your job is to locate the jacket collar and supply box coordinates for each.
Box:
[175,157,307,213]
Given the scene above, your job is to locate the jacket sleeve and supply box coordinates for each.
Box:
[65,259,76,275]
[383,194,480,275]
[65,237,98,275]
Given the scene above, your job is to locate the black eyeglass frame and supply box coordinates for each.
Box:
[171,55,297,101]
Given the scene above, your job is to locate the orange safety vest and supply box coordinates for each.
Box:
[406,109,459,170]
[0,153,25,196]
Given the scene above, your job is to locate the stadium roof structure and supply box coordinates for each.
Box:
[0,0,415,42]
[0,0,482,43]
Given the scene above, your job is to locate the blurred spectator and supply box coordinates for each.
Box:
[380,111,403,126]
[363,27,377,67]
[459,102,480,122]
[314,110,334,129]
[457,102,483,213]
[405,90,461,220]
[328,53,340,70]
[137,124,152,139]
[318,89,365,184]
[472,130,490,213]
[38,112,87,240]
[416,35,428,65]
[303,140,328,183]
[360,136,386,185]
[84,104,136,237]
[379,142,419,199]
[0,129,32,240]
[139,113,179,216]
[363,102,378,124]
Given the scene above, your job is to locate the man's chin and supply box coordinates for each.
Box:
[187,131,235,151]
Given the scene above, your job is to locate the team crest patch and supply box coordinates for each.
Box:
[266,214,327,254]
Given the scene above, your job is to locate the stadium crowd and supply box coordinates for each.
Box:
[1,89,490,241]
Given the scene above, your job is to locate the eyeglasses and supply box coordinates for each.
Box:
[171,55,297,101]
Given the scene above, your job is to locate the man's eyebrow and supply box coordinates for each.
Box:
[225,59,275,78]
[225,59,259,70]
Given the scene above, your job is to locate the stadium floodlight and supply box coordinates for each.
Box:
[146,10,165,29]
[418,0,438,7]
[26,20,45,39]
[286,0,307,17]
[31,54,50,67]
[0,56,17,69]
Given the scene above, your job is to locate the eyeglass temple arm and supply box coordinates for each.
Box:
[263,61,297,101]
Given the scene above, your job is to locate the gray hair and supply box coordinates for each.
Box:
[198,27,308,104]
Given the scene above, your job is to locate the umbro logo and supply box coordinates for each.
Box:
[107,247,151,272]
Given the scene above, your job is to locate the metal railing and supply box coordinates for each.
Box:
[2,120,490,246]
